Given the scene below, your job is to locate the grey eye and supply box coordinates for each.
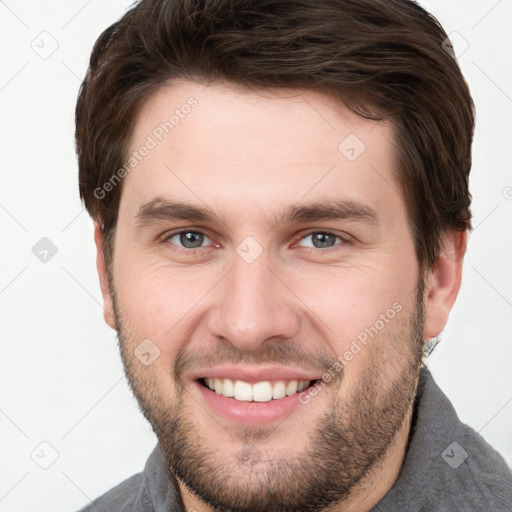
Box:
[168,231,209,249]
[298,232,341,249]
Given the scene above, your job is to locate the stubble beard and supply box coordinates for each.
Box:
[113,279,426,512]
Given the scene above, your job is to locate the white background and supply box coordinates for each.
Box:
[0,1,511,511]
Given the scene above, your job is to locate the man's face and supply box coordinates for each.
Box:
[104,80,428,511]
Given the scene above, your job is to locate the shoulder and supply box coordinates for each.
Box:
[423,369,512,509]
[424,421,512,511]
[373,369,512,512]
[459,422,512,506]
[77,472,146,512]
[76,445,182,512]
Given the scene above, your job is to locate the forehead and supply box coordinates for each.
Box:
[120,80,402,226]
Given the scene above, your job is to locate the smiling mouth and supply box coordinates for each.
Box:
[199,377,321,402]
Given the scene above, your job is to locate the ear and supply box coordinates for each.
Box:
[423,230,468,339]
[94,222,116,330]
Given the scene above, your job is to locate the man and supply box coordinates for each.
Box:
[75,0,512,510]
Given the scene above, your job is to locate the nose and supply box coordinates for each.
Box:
[207,253,300,351]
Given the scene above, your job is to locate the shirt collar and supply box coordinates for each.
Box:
[371,365,467,511]
[135,445,184,512]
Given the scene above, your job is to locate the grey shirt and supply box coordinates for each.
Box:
[80,367,512,511]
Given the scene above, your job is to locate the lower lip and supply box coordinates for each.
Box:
[192,380,306,425]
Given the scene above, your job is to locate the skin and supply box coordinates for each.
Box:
[94,80,467,511]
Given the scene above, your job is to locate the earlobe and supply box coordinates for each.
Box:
[423,230,468,340]
[94,222,116,330]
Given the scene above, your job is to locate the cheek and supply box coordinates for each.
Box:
[289,259,416,354]
[113,257,217,357]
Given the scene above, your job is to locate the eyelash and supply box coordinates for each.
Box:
[159,229,351,254]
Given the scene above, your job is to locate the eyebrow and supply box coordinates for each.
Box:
[135,196,380,228]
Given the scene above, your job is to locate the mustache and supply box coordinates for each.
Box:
[173,342,339,383]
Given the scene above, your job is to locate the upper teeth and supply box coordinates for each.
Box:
[204,378,311,402]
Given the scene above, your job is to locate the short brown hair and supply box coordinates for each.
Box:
[75,0,474,272]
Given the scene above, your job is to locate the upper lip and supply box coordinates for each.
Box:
[189,365,323,383]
